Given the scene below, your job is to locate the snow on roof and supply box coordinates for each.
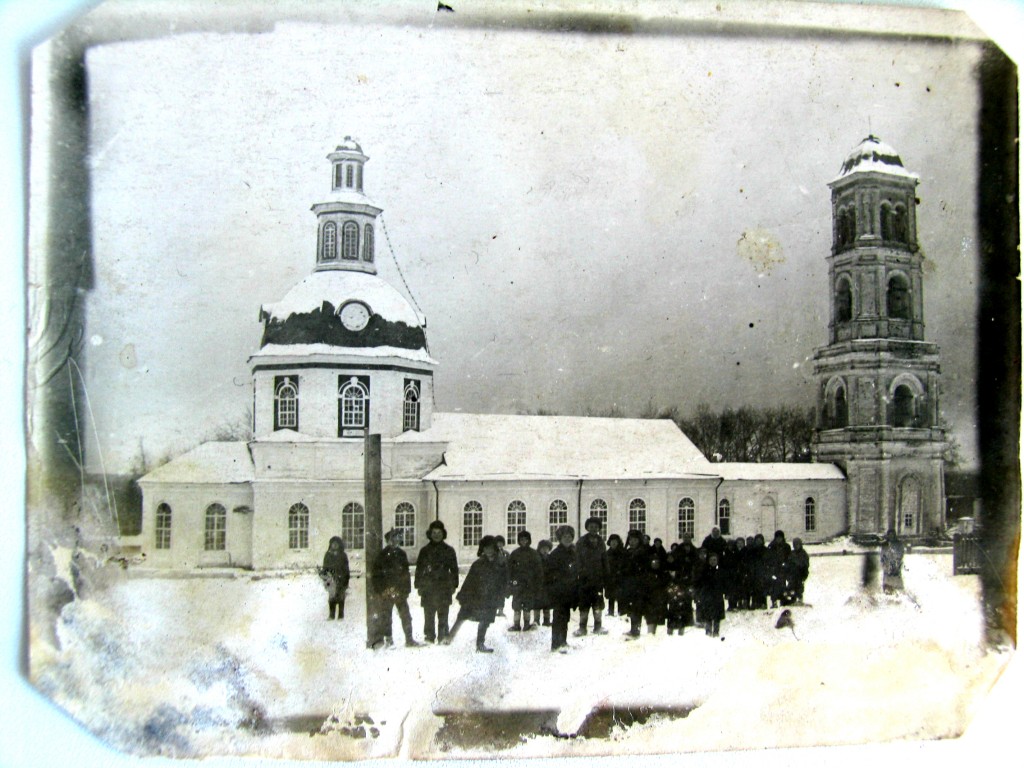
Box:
[830,135,918,184]
[260,270,424,327]
[312,189,382,210]
[249,343,437,366]
[139,442,254,484]
[399,413,718,481]
[714,462,846,481]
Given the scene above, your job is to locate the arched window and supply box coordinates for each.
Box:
[342,221,359,260]
[834,385,848,428]
[342,502,365,550]
[463,501,483,547]
[274,377,299,431]
[403,380,420,432]
[363,224,374,262]
[837,207,856,247]
[629,498,647,534]
[717,499,731,536]
[507,500,527,544]
[333,164,343,189]
[395,502,416,547]
[677,497,695,540]
[886,274,911,320]
[346,164,354,188]
[590,499,608,538]
[894,205,909,243]
[339,378,369,431]
[204,503,226,551]
[549,499,569,540]
[155,502,172,550]
[835,277,852,323]
[804,497,816,532]
[288,503,309,550]
[893,384,915,427]
[880,203,894,241]
[760,496,776,534]
[356,165,363,191]
[322,222,337,261]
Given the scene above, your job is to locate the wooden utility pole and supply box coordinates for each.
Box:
[364,433,384,648]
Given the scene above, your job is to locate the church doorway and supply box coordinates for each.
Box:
[897,477,921,536]
[231,505,254,568]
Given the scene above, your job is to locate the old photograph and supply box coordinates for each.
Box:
[15,0,1021,763]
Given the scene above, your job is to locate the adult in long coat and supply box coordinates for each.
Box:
[789,538,810,603]
[765,530,792,607]
[696,551,727,636]
[414,520,460,643]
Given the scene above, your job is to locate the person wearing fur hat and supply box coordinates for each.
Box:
[545,525,579,652]
[444,536,507,652]
[507,530,543,632]
[371,528,421,647]
[789,537,810,603]
[414,520,460,643]
[574,517,609,636]
[605,533,626,616]
[321,536,350,620]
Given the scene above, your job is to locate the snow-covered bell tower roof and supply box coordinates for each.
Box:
[260,270,424,328]
[830,135,918,185]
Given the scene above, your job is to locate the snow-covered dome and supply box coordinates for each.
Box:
[335,136,363,153]
[832,135,917,182]
[258,270,427,351]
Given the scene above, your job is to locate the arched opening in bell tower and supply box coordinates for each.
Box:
[886,274,911,320]
[835,276,852,322]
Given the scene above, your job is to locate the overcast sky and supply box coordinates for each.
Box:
[64,5,986,473]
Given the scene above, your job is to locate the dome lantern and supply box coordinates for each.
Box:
[312,138,383,275]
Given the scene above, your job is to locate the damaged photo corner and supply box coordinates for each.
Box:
[6,0,1022,766]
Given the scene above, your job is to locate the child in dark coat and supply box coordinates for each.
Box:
[445,536,507,653]
[321,536,350,620]
[535,540,553,626]
[665,582,691,635]
[545,525,579,652]
[789,537,810,603]
[414,520,460,643]
[574,517,609,636]
[619,529,650,639]
[371,528,420,647]
[643,552,670,634]
[605,534,626,616]
[507,530,543,631]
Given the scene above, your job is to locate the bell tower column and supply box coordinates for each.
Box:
[812,137,946,539]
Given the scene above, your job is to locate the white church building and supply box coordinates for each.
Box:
[135,136,943,570]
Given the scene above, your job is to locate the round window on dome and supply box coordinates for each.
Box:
[339,301,371,331]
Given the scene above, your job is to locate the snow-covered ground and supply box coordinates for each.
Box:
[29,549,1010,760]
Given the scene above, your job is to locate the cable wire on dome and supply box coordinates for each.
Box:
[379,214,425,322]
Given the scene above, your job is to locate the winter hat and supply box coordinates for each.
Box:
[517,530,532,545]
[477,535,498,556]
[626,529,644,546]
[329,535,344,548]
[426,520,447,540]
[554,525,575,542]
[384,528,402,544]
[584,516,603,531]
[537,539,553,552]
[607,533,624,547]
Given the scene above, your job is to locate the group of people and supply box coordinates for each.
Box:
[319,519,812,653]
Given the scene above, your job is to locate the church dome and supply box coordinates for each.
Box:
[833,135,917,182]
[258,270,427,352]
[335,136,363,153]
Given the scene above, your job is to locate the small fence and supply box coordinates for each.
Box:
[952,533,983,575]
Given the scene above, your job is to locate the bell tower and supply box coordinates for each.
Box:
[812,136,946,538]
